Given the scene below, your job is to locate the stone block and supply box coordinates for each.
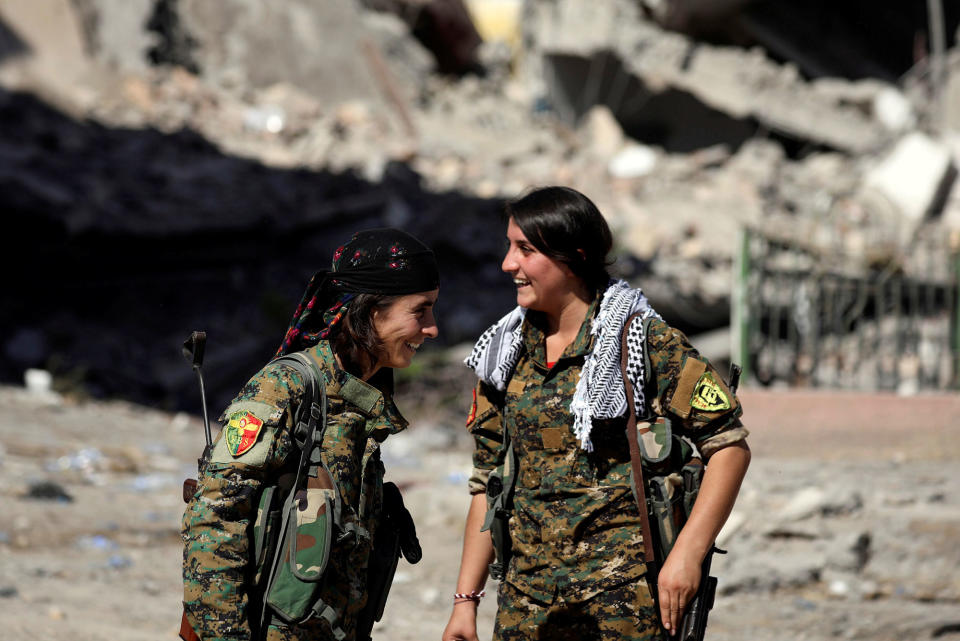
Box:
[863,132,957,221]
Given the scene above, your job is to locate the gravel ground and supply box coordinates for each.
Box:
[1,384,958,641]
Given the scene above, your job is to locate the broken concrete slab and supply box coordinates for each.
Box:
[862,132,957,222]
[175,0,432,118]
[525,0,888,153]
[579,104,624,157]
[0,0,96,114]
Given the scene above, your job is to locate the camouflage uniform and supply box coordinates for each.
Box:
[466,297,748,641]
[182,340,407,641]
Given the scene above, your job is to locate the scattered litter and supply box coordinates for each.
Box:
[141,581,161,595]
[107,555,133,570]
[23,369,61,404]
[445,470,468,485]
[129,473,178,492]
[170,412,192,432]
[244,105,286,134]
[141,441,172,456]
[76,535,118,551]
[47,606,66,620]
[0,586,17,598]
[873,87,915,132]
[828,579,851,597]
[932,623,960,638]
[24,480,73,502]
[608,144,657,179]
[24,368,53,394]
[48,448,105,475]
[778,487,827,521]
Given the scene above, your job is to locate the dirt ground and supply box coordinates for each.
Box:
[1,384,958,641]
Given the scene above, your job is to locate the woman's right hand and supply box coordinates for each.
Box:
[441,604,480,641]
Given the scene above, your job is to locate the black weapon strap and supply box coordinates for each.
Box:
[620,312,658,566]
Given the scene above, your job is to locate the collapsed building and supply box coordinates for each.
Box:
[2,0,960,407]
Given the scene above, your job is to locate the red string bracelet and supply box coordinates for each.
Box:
[453,590,485,602]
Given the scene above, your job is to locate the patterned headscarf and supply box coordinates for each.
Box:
[275,228,439,357]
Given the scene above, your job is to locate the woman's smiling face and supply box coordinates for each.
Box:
[501,217,577,314]
[371,289,440,370]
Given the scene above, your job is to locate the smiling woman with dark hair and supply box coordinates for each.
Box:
[182,228,439,641]
[443,186,751,641]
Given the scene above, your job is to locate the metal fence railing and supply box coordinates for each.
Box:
[731,227,960,392]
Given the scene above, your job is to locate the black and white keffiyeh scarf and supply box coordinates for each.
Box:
[464,279,661,451]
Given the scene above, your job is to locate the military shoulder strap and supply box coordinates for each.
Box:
[621,312,658,565]
[271,352,328,453]
[258,353,348,640]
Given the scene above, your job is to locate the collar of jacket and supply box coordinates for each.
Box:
[520,294,600,369]
[303,341,409,440]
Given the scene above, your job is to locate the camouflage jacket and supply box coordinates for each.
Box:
[467,295,747,603]
[182,340,407,641]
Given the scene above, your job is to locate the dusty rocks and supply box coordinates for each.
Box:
[2,379,960,641]
[2,0,960,398]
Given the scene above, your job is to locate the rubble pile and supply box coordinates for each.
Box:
[2,0,960,403]
[1,383,959,641]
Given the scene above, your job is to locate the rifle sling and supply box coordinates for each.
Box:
[620,312,657,566]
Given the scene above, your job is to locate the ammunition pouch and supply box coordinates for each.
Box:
[252,353,349,641]
[633,414,703,564]
[263,471,340,625]
[481,441,516,581]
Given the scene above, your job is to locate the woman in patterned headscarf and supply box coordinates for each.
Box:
[442,187,751,641]
[182,228,439,641]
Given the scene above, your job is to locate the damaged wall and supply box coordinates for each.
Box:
[2,0,960,404]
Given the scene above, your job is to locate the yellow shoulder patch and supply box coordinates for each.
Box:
[690,372,731,412]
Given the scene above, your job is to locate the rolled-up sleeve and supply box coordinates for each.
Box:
[465,380,505,495]
[644,318,748,460]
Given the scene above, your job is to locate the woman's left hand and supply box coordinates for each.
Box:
[656,547,702,636]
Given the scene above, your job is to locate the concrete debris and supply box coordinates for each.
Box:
[580,104,624,157]
[873,87,916,132]
[862,132,958,222]
[525,0,891,153]
[23,480,73,502]
[825,531,871,573]
[0,0,959,403]
[23,369,53,396]
[608,143,657,178]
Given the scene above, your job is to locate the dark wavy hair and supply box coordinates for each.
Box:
[505,186,613,294]
[330,293,400,378]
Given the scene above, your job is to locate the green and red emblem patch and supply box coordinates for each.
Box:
[690,372,731,412]
[224,411,264,457]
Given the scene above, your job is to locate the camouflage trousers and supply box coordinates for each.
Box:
[493,578,667,641]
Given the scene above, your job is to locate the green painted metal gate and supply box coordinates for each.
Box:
[732,227,960,392]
